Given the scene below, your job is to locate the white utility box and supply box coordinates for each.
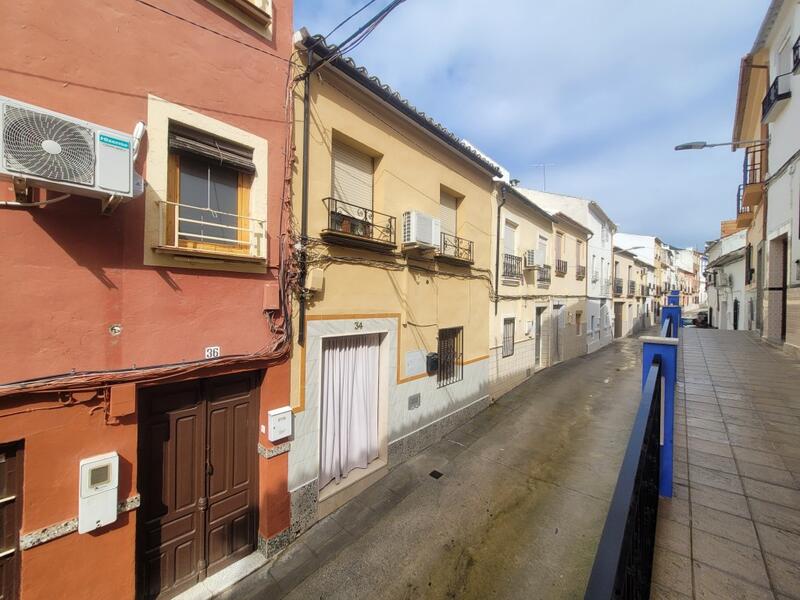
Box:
[267,406,293,442]
[78,451,119,534]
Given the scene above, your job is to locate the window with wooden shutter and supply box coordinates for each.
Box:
[439,191,458,237]
[332,141,374,211]
[0,442,22,600]
[166,125,257,256]
[537,236,548,265]
[504,221,516,255]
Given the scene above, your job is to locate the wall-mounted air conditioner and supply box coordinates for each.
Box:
[0,96,134,200]
[523,250,537,269]
[402,211,440,248]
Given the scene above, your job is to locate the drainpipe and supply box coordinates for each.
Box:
[298,47,313,346]
[494,185,507,315]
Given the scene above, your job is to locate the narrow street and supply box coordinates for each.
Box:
[222,333,650,600]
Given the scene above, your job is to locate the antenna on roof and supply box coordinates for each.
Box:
[530,163,556,191]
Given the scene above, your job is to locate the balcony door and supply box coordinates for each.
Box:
[319,334,381,491]
[440,191,458,256]
[504,221,516,256]
[331,140,374,231]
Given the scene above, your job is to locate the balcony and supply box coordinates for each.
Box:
[614,277,623,296]
[762,74,791,123]
[741,143,766,209]
[555,259,568,276]
[628,280,636,296]
[537,264,552,285]
[640,284,647,297]
[602,278,612,297]
[576,265,586,280]
[591,270,599,283]
[503,253,522,279]
[437,232,474,266]
[736,184,754,228]
[321,197,396,253]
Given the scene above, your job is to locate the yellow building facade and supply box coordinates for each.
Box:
[287,34,499,527]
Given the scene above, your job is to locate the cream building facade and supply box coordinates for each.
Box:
[289,32,500,530]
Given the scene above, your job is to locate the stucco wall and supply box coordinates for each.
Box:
[289,62,494,491]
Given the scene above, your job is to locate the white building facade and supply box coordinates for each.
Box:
[751,0,800,352]
[706,230,747,331]
[520,189,617,353]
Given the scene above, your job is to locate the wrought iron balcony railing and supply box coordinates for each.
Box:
[537,264,552,284]
[794,35,800,74]
[438,232,474,264]
[576,265,586,280]
[628,280,636,296]
[614,277,623,296]
[762,74,791,122]
[737,185,752,216]
[322,197,396,251]
[592,270,599,283]
[503,253,522,279]
[743,143,766,187]
[555,259,568,276]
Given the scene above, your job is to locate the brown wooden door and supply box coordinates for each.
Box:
[0,442,22,600]
[138,374,257,600]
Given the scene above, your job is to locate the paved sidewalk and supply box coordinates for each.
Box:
[220,335,649,600]
[652,329,800,599]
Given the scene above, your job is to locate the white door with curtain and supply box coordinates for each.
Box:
[319,333,381,490]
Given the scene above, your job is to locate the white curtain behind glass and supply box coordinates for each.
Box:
[319,333,380,489]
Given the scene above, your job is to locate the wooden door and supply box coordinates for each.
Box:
[138,374,257,600]
[0,442,22,600]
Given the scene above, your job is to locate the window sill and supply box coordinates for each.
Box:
[154,245,266,265]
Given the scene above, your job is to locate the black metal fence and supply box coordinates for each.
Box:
[439,232,474,263]
[325,197,396,244]
[555,259,568,275]
[537,264,551,284]
[503,253,522,278]
[585,356,662,600]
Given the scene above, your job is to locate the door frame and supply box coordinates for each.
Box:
[135,372,260,600]
[317,331,390,511]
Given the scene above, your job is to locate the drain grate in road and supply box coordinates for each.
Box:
[429,470,443,479]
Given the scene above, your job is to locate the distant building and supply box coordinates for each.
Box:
[706,230,747,330]
[517,189,617,353]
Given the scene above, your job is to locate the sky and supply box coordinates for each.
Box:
[294,0,771,249]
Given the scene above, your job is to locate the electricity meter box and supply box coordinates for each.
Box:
[78,451,119,534]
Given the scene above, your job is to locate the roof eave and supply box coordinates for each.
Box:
[301,35,502,178]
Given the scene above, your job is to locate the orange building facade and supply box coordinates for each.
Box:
[0,2,294,599]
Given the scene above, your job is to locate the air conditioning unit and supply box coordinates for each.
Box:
[523,250,537,269]
[402,211,440,248]
[0,96,134,200]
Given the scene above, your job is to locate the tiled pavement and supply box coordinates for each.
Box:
[652,329,800,600]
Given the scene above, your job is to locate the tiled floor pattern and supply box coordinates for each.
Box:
[652,329,800,600]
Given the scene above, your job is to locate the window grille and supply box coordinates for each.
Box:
[502,318,515,357]
[438,327,464,387]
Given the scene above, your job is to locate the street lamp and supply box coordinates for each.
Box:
[674,139,768,151]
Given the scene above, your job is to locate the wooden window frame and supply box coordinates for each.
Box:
[0,441,23,600]
[166,153,253,256]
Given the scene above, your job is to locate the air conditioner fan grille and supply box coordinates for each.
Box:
[3,104,95,185]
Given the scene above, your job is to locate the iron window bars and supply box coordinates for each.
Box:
[502,318,515,358]
[437,327,464,387]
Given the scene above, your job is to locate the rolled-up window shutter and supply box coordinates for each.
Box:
[440,191,457,236]
[169,124,255,173]
[332,141,373,210]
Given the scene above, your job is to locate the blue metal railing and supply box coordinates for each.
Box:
[585,307,680,599]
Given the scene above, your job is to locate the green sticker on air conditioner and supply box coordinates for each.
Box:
[99,134,130,150]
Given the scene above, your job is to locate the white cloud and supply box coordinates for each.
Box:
[295,0,771,247]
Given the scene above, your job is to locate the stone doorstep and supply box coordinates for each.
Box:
[173,552,268,600]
